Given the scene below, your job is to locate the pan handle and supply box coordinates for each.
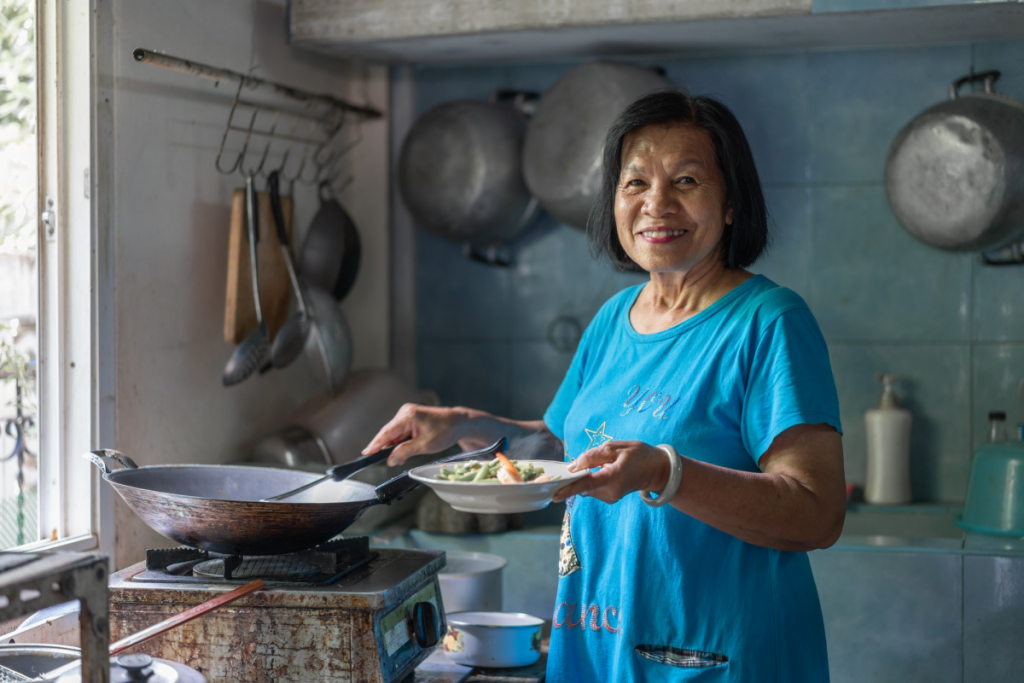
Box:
[83,449,140,476]
[374,437,509,505]
[950,70,1001,100]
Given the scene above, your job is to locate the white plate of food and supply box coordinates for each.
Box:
[408,456,586,513]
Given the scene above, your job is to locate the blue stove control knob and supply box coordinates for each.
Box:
[412,601,439,648]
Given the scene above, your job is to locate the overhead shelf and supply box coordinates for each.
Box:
[288,0,1024,63]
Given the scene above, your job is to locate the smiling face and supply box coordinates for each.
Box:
[614,122,734,274]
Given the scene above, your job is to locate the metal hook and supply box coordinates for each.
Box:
[298,135,331,186]
[252,110,281,178]
[215,80,248,176]
[273,118,304,183]
[233,106,262,178]
[282,119,318,186]
[315,113,364,187]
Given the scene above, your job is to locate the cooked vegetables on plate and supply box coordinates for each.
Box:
[409,458,586,513]
[434,452,561,484]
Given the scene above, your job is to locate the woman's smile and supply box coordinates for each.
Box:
[636,226,689,243]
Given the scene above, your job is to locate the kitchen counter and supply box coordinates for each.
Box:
[407,647,548,683]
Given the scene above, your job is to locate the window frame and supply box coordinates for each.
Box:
[17,0,114,558]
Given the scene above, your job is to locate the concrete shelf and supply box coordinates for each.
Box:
[289,0,1024,64]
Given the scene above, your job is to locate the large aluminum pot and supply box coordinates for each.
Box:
[522,61,672,229]
[399,100,537,247]
[886,70,1024,252]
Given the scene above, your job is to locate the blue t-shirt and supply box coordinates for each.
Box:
[542,275,842,683]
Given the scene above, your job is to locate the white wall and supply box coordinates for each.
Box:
[105,0,389,567]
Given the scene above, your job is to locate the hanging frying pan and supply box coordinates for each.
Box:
[399,99,538,248]
[522,61,672,230]
[886,70,1024,252]
[299,183,362,302]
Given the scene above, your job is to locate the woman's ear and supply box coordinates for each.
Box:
[725,204,734,226]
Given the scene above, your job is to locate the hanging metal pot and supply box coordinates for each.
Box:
[885,70,1024,252]
[399,99,537,248]
[522,61,672,230]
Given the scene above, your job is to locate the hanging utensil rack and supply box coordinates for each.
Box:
[132,48,383,188]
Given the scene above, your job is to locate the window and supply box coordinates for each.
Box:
[0,0,41,549]
[0,0,106,553]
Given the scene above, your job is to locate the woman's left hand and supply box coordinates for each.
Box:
[552,440,672,504]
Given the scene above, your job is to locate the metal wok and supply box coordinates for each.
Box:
[85,439,507,556]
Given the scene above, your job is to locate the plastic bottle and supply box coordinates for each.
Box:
[989,410,1008,443]
[864,374,913,505]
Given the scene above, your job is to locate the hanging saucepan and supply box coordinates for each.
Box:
[522,61,672,230]
[886,70,1024,252]
[399,99,537,251]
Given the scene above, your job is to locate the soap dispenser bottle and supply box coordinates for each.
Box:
[865,373,913,505]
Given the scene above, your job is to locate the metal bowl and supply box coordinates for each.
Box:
[0,644,80,680]
[438,551,507,614]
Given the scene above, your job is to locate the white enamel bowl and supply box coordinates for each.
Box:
[442,611,545,668]
[408,460,586,514]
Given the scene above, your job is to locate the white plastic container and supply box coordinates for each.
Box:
[864,374,913,505]
[438,552,507,614]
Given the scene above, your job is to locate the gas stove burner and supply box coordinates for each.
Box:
[193,556,321,581]
[134,536,377,586]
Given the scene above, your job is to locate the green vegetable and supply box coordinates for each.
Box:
[434,460,548,483]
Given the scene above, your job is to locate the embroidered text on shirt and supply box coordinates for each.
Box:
[553,601,621,634]
[621,384,680,420]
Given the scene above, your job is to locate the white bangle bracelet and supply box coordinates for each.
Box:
[640,444,683,507]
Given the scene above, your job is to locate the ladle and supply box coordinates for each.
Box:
[267,171,311,368]
[260,447,396,502]
[261,437,509,503]
[223,174,269,386]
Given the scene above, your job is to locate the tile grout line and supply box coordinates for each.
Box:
[964,41,974,683]
[961,553,966,683]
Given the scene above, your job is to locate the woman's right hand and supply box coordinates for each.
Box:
[362,404,473,466]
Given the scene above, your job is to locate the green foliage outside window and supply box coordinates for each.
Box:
[0,0,36,252]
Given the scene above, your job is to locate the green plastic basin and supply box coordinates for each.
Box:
[957,441,1024,537]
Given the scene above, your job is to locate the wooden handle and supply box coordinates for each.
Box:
[109,579,264,655]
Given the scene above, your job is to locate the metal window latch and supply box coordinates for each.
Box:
[41,196,57,241]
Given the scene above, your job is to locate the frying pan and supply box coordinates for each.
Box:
[299,183,362,303]
[85,439,507,556]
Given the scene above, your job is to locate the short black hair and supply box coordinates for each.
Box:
[587,89,769,272]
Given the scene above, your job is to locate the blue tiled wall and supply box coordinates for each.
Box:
[412,40,1024,503]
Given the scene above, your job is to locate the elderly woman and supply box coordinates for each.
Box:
[365,90,845,682]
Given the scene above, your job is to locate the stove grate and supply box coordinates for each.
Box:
[193,556,322,580]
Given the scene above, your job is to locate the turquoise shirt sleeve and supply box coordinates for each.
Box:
[544,329,589,441]
[542,288,627,441]
[741,306,843,462]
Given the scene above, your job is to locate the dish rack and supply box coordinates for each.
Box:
[0,552,109,682]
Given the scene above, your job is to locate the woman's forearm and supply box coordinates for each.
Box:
[668,456,845,552]
[452,409,563,459]
[664,425,846,551]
